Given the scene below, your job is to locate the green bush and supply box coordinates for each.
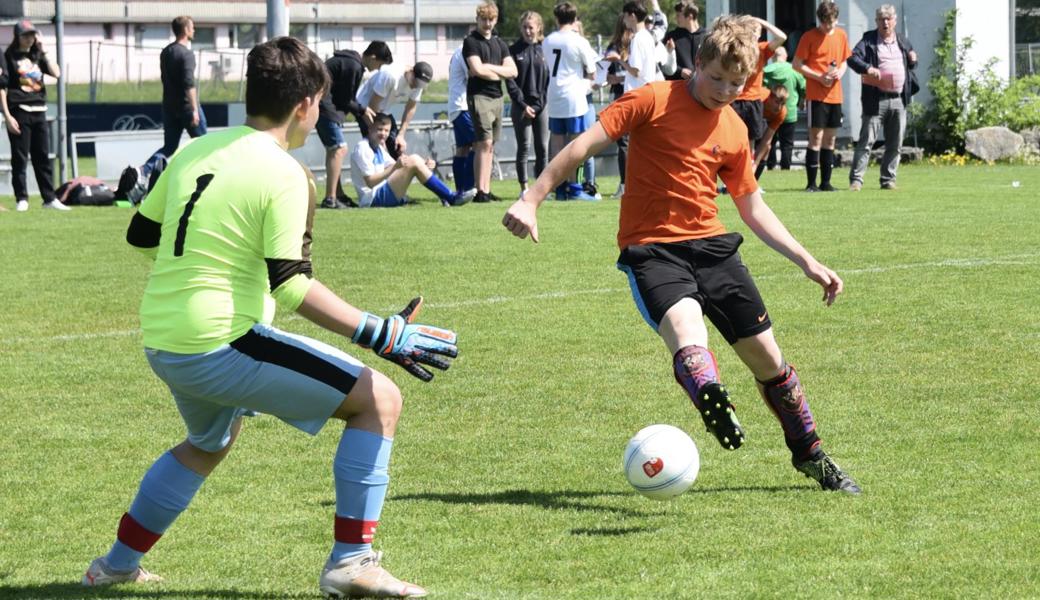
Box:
[916,9,1040,154]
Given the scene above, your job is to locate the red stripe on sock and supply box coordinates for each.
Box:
[334,516,378,544]
[116,512,162,552]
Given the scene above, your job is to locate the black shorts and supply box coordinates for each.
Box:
[616,233,772,344]
[808,100,843,129]
[731,99,767,142]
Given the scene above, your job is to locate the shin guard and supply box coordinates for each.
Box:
[674,346,745,450]
[757,364,821,460]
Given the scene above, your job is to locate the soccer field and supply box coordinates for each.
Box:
[1,164,1037,599]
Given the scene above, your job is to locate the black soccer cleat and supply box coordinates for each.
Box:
[793,452,861,495]
[696,383,746,450]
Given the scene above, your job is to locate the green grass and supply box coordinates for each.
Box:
[1,164,1038,599]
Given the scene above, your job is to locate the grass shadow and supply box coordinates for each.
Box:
[569,525,659,536]
[687,484,814,494]
[0,583,313,599]
[388,488,658,518]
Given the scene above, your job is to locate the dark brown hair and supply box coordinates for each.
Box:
[171,16,192,38]
[246,37,330,122]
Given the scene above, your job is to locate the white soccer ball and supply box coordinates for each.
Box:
[623,424,700,500]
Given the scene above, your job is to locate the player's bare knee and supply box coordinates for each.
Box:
[368,370,403,429]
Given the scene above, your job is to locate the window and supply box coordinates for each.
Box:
[363,26,396,42]
[236,24,263,49]
[134,24,170,49]
[193,27,216,50]
[103,23,114,40]
[420,24,439,41]
[446,24,471,41]
[290,23,309,43]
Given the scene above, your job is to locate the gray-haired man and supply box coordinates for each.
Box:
[847,4,918,191]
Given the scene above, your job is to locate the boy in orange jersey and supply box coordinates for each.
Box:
[753,82,790,179]
[793,1,850,192]
[502,15,860,493]
[730,16,786,148]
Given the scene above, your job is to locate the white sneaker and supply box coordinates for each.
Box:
[43,200,71,211]
[611,183,625,199]
[319,551,427,598]
[16,200,28,212]
[82,556,164,587]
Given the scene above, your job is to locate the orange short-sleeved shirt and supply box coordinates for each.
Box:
[764,101,787,131]
[794,27,851,103]
[736,42,775,102]
[598,81,758,250]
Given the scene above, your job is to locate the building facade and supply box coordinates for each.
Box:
[0,0,482,85]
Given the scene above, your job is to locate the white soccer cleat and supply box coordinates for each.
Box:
[611,183,625,199]
[43,200,71,211]
[81,556,164,587]
[319,551,427,598]
[16,199,28,212]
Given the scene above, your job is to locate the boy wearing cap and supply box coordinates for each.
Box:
[356,56,432,160]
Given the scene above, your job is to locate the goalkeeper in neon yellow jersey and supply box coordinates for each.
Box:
[82,37,454,599]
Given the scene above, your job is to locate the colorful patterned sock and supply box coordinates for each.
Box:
[672,345,721,410]
[757,364,822,460]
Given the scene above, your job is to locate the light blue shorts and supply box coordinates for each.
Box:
[145,323,365,452]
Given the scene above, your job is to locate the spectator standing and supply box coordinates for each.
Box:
[158,17,205,162]
[356,55,432,160]
[847,4,917,191]
[1,19,65,211]
[730,18,787,149]
[617,1,661,93]
[604,17,632,200]
[350,113,473,208]
[762,46,805,171]
[447,45,476,194]
[316,43,391,209]
[662,1,706,81]
[753,83,790,178]
[463,1,518,203]
[507,11,550,194]
[793,1,850,192]
[543,2,599,201]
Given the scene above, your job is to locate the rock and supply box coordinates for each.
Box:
[964,126,1024,161]
[1018,127,1040,151]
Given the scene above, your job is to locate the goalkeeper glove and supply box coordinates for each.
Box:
[352,297,458,382]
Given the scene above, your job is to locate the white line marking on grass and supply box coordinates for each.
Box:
[7,253,1040,345]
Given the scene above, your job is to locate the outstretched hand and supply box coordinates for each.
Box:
[502,195,540,243]
[355,297,459,382]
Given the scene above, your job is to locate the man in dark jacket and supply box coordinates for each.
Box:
[317,42,392,208]
[847,3,917,191]
[662,1,705,81]
[158,16,204,159]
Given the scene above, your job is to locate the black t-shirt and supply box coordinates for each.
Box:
[663,27,706,81]
[462,30,510,99]
[0,47,53,106]
[319,50,365,123]
[160,42,196,114]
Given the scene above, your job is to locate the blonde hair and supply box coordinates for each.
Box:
[696,15,761,78]
[476,2,499,20]
[519,11,544,42]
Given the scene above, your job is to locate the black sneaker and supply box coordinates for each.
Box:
[819,183,837,192]
[793,452,862,494]
[320,197,351,209]
[696,383,746,450]
[805,184,821,193]
[473,191,491,203]
[487,191,504,202]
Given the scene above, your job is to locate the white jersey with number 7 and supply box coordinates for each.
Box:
[543,29,599,120]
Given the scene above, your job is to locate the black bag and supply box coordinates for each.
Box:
[57,181,116,206]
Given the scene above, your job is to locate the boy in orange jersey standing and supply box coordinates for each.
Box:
[502,15,860,493]
[793,1,850,192]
